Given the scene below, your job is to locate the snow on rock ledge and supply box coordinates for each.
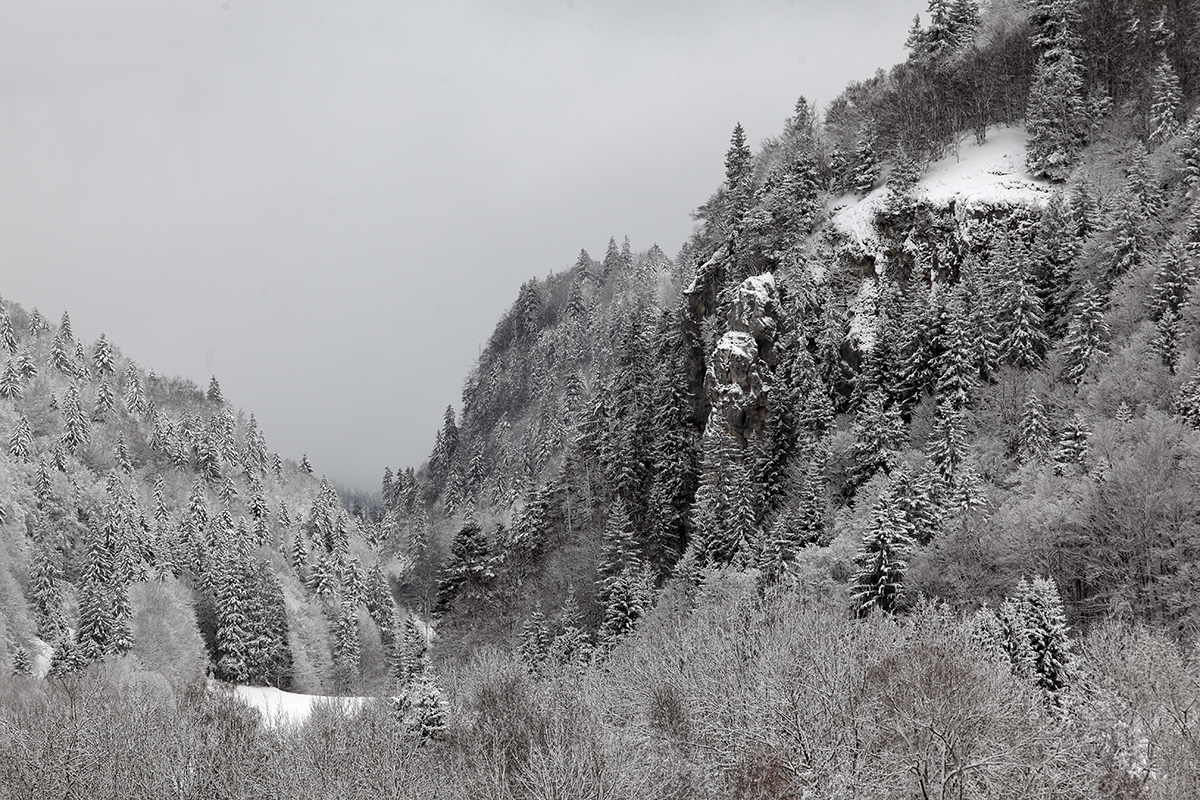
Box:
[706,273,779,440]
[831,125,1052,251]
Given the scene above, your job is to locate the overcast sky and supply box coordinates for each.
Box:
[0,0,921,491]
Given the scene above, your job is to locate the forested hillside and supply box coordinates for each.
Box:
[5,0,1200,796]
[0,300,421,697]
[402,0,1200,659]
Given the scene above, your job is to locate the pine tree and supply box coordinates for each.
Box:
[207,375,224,404]
[300,453,313,474]
[851,486,915,617]
[434,521,495,613]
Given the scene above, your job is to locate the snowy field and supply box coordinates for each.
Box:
[214,681,371,727]
[831,125,1052,248]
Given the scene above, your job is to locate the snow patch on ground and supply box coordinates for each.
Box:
[921,126,1051,210]
[216,681,371,727]
[830,125,1051,249]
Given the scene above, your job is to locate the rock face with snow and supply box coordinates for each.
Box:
[830,125,1051,257]
[706,273,780,441]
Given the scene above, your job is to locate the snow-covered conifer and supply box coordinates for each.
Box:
[851,485,915,617]
[1149,53,1183,145]
[1060,282,1108,384]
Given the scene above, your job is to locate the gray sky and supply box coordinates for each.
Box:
[0,0,921,491]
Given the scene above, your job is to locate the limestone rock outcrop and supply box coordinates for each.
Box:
[705,273,780,441]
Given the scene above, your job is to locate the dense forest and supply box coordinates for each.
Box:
[5,0,1200,796]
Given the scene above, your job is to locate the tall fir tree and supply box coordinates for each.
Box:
[851,485,915,617]
[1060,282,1108,384]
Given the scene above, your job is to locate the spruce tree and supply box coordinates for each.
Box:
[93,379,115,420]
[518,604,552,674]
[27,308,47,337]
[0,306,16,354]
[49,327,75,377]
[0,360,22,399]
[1149,53,1183,145]
[59,384,90,453]
[91,334,114,376]
[1019,391,1052,462]
[1151,306,1182,372]
[851,130,878,195]
[849,388,906,488]
[207,375,224,404]
[998,577,1073,704]
[75,520,116,661]
[1103,189,1147,282]
[928,403,970,489]
[549,586,591,666]
[1060,282,1108,384]
[1053,412,1090,472]
[1025,44,1087,181]
[851,486,915,617]
[997,244,1048,369]
[1174,368,1200,428]
[8,415,32,463]
[30,543,66,640]
[1148,237,1194,322]
[725,122,753,227]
